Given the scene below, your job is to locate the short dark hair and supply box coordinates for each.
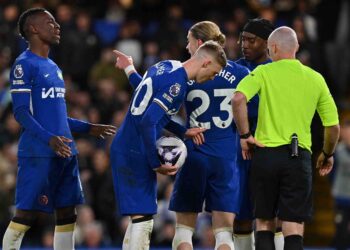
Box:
[242,18,274,40]
[18,7,46,40]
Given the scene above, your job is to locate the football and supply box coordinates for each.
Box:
[156,136,187,168]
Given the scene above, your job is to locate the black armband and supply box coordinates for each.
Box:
[240,132,251,139]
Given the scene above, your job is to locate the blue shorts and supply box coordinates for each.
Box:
[16,156,84,213]
[169,149,240,213]
[111,151,157,216]
[236,158,254,220]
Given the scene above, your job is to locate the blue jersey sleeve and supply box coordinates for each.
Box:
[129,72,143,89]
[153,79,184,113]
[164,119,187,139]
[67,117,91,133]
[139,102,166,169]
[10,60,54,144]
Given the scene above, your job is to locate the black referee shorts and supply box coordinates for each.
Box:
[250,145,313,223]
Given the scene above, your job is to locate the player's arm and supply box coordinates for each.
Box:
[10,62,72,157]
[232,70,260,135]
[140,102,178,175]
[232,69,263,159]
[10,61,54,144]
[67,117,91,133]
[113,50,142,88]
[241,67,259,129]
[12,91,54,144]
[67,117,117,138]
[315,77,340,176]
[164,119,187,139]
[164,119,206,145]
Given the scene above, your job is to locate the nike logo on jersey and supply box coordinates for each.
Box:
[44,74,50,78]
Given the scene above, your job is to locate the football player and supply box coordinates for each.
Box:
[110,41,227,249]
[114,21,249,250]
[3,8,116,250]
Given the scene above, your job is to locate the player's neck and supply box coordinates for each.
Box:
[182,58,199,80]
[254,53,270,64]
[28,43,50,58]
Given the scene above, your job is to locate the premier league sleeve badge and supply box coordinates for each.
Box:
[14,64,24,78]
[169,83,181,97]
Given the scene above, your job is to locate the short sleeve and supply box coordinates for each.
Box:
[236,67,263,102]
[317,79,339,126]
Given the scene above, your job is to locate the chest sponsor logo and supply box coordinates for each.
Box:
[42,87,66,99]
[14,64,24,78]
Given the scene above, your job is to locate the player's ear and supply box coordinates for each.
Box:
[29,24,38,35]
[197,39,204,47]
[202,59,212,68]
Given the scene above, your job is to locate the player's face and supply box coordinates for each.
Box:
[196,61,222,83]
[240,31,267,62]
[33,11,61,45]
[186,31,200,56]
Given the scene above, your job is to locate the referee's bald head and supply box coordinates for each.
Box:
[268,26,299,59]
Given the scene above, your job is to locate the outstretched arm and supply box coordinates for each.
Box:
[67,117,116,138]
[164,120,206,145]
[113,50,142,88]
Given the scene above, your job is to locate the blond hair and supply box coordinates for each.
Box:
[196,40,227,67]
[190,21,226,47]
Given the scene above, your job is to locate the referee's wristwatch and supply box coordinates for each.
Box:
[240,132,251,139]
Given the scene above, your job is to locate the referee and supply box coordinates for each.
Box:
[232,26,340,250]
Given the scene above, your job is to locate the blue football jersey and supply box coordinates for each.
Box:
[111,60,188,169]
[184,60,249,159]
[10,50,78,157]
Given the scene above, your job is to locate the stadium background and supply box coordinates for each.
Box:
[0,0,349,249]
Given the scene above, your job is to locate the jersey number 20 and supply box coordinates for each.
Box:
[131,77,153,115]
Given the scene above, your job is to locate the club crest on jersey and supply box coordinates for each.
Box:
[14,65,24,78]
[169,83,181,97]
[57,70,63,80]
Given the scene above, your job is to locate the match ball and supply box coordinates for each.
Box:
[156,136,187,168]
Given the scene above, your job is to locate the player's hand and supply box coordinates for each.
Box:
[240,135,264,160]
[185,127,206,145]
[154,164,179,176]
[113,50,134,70]
[89,124,117,139]
[49,136,72,158]
[316,153,334,176]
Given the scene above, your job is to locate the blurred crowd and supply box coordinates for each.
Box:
[0,0,349,248]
